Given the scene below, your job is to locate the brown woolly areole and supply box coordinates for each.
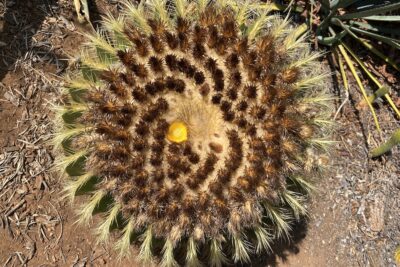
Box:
[55,0,332,265]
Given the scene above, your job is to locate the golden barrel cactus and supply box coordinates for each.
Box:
[54,0,332,265]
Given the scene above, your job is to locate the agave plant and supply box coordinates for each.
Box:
[276,0,400,156]
[54,0,332,265]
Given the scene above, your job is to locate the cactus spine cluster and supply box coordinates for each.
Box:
[54,0,332,266]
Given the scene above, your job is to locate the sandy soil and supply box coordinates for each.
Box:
[0,0,399,266]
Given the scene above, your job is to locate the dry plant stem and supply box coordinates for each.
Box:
[337,43,381,133]
[341,42,400,119]
[333,48,349,120]
[74,0,90,24]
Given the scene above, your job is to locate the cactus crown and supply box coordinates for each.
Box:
[54,0,332,266]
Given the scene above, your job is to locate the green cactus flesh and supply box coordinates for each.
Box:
[54,0,332,266]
